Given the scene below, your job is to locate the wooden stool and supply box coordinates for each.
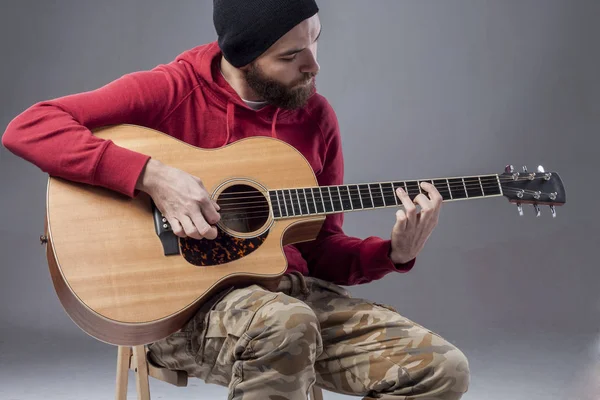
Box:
[115,345,324,400]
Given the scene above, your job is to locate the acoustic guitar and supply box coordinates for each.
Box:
[41,124,566,346]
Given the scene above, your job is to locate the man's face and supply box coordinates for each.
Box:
[243,14,321,110]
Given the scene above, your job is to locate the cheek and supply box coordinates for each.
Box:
[270,65,300,86]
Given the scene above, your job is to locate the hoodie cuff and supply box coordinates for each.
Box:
[362,238,416,279]
[93,141,151,198]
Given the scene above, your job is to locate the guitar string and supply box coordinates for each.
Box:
[216,186,541,207]
[216,188,556,214]
[215,184,554,211]
[217,196,557,224]
[216,186,540,211]
[214,188,556,221]
[215,176,554,202]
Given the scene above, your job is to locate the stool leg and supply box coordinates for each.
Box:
[132,345,150,400]
[309,385,324,400]
[116,346,131,400]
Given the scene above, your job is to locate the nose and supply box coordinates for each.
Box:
[300,44,319,74]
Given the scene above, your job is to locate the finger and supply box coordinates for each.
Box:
[212,199,221,212]
[420,182,443,206]
[167,217,186,238]
[414,193,433,212]
[179,215,203,240]
[189,211,218,240]
[395,187,417,226]
[393,209,408,233]
[198,196,221,225]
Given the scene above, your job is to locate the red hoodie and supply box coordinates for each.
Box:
[2,41,414,285]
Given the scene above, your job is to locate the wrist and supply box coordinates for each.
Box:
[389,248,412,265]
[135,158,164,194]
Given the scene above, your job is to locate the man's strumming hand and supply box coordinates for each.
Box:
[135,159,221,240]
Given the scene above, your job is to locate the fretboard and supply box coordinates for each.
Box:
[268,175,503,219]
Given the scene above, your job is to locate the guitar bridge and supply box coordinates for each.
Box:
[151,200,180,256]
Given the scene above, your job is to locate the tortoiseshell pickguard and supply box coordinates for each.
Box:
[179,227,268,266]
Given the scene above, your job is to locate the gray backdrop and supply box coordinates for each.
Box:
[1,1,599,399]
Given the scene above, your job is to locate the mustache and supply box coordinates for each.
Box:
[293,72,317,87]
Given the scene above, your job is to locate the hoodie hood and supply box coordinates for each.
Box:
[175,42,310,145]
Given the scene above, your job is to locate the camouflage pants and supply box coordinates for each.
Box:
[148,272,470,399]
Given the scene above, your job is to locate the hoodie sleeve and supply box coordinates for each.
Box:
[294,99,416,286]
[2,61,195,198]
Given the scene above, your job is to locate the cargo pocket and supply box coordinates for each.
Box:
[197,307,256,385]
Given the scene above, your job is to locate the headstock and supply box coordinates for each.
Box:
[500,165,566,217]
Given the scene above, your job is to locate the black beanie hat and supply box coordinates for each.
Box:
[213,0,319,68]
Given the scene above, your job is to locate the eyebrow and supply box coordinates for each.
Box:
[277,27,322,57]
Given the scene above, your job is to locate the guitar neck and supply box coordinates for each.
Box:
[268,174,503,219]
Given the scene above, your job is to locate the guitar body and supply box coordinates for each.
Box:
[45,124,325,346]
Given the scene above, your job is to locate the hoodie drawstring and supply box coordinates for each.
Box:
[224,101,235,146]
[271,108,280,139]
[224,101,280,146]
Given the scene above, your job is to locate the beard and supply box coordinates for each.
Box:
[244,62,316,110]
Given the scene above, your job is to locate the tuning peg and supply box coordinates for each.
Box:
[505,165,514,173]
[533,204,541,217]
[537,165,545,173]
[517,203,523,216]
[550,205,556,218]
[522,166,528,173]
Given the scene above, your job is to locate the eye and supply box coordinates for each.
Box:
[281,54,298,62]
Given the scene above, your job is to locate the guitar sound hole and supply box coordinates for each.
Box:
[216,184,269,234]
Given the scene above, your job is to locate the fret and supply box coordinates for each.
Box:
[358,184,373,208]
[481,175,502,196]
[478,177,485,195]
[312,188,324,213]
[297,189,308,215]
[322,187,334,213]
[447,178,467,199]
[370,183,385,207]
[446,179,453,200]
[392,182,403,205]
[433,179,451,201]
[276,190,288,217]
[348,185,362,209]
[287,189,297,215]
[281,190,292,215]
[404,181,421,199]
[304,189,316,214]
[337,186,344,208]
[464,177,483,198]
[367,185,375,207]
[298,189,305,212]
[339,185,353,211]
[418,181,422,194]
[496,175,503,195]
[461,179,469,198]
[330,187,343,212]
[379,184,385,206]
[269,191,281,218]
[381,183,397,206]
[292,189,300,215]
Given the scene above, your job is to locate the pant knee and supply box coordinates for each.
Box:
[435,345,470,394]
[248,294,322,364]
